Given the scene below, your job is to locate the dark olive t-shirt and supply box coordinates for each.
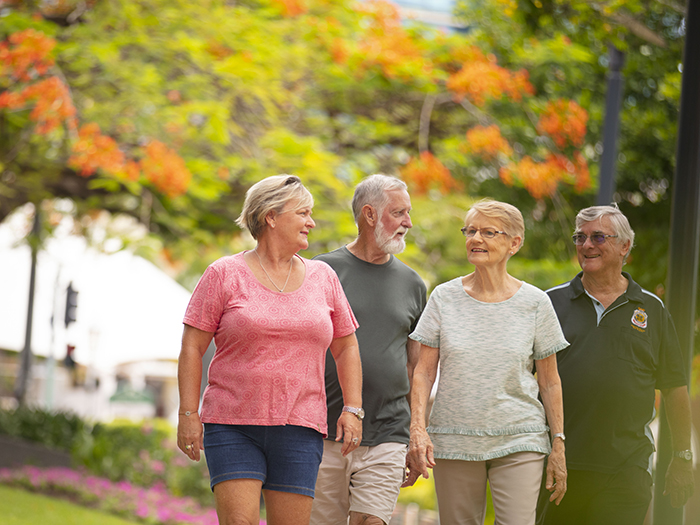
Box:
[315,247,426,446]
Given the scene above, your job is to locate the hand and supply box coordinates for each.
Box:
[664,457,694,508]
[177,412,204,462]
[546,440,567,505]
[402,453,422,487]
[336,412,362,456]
[406,425,435,484]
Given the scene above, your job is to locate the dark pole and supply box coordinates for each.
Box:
[597,45,625,205]
[13,206,41,405]
[653,1,700,524]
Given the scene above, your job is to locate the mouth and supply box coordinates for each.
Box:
[471,248,487,253]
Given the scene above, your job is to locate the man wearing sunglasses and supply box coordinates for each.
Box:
[538,205,694,525]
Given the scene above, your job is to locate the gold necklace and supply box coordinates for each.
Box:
[254,249,293,292]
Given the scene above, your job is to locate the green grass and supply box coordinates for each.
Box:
[0,485,141,525]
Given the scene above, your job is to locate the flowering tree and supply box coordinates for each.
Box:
[1,0,594,287]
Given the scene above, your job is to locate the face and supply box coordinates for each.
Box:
[374,189,413,255]
[271,199,315,251]
[575,216,630,276]
[464,213,520,267]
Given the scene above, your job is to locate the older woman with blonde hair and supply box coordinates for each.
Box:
[177,175,363,525]
[407,199,568,524]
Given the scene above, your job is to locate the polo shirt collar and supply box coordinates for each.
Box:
[569,271,644,303]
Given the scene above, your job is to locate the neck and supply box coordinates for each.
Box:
[581,269,628,297]
[254,239,297,268]
[346,235,391,265]
[467,264,514,292]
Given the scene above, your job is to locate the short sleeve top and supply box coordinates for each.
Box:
[409,278,569,460]
[183,252,358,436]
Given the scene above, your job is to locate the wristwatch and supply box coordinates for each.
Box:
[552,433,566,443]
[673,449,693,461]
[342,406,365,421]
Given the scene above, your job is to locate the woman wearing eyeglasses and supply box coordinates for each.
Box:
[406,199,569,524]
[177,175,363,525]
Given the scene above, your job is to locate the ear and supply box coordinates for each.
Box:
[265,210,276,228]
[362,204,377,227]
[510,236,522,254]
[620,239,631,257]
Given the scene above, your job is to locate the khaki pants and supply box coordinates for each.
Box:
[434,451,546,525]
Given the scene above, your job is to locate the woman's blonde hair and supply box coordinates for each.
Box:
[465,199,525,249]
[236,175,313,240]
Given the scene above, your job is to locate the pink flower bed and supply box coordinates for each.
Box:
[0,466,267,525]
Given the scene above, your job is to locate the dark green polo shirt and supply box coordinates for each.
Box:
[547,272,687,473]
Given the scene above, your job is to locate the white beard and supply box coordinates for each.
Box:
[375,221,407,255]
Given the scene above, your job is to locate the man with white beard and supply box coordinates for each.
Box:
[310,175,427,525]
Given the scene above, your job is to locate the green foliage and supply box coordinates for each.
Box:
[454,1,696,311]
[0,406,92,455]
[0,409,212,505]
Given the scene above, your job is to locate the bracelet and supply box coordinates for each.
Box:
[552,432,566,443]
[179,410,197,416]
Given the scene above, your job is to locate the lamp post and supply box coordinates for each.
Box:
[597,45,625,206]
[654,1,700,523]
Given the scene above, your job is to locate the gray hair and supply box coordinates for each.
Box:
[465,199,525,249]
[236,175,313,240]
[351,174,408,224]
[575,204,635,260]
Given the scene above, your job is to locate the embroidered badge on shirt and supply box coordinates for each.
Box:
[631,308,648,330]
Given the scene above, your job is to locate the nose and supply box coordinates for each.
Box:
[308,217,316,229]
[403,212,413,229]
[582,235,595,248]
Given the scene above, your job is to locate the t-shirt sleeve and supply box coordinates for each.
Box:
[183,265,225,333]
[409,280,429,333]
[325,265,359,339]
[409,288,441,348]
[533,293,570,360]
[655,308,688,389]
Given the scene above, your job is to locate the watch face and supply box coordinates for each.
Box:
[682,451,692,460]
[357,408,365,419]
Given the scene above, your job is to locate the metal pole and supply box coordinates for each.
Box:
[597,45,625,205]
[653,1,700,523]
[13,206,41,405]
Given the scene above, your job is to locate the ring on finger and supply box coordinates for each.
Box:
[352,437,359,444]
[185,444,192,450]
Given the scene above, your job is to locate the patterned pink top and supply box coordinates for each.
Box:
[183,252,358,436]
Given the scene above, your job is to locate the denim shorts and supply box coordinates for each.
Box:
[203,423,324,497]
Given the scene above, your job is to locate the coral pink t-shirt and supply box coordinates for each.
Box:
[183,252,358,436]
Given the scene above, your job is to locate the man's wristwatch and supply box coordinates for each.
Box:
[552,433,566,443]
[673,449,693,461]
[342,406,365,421]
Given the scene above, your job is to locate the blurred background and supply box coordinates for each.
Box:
[0,0,698,523]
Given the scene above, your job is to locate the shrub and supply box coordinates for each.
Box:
[0,408,212,505]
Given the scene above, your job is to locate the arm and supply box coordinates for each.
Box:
[660,385,694,508]
[329,332,363,456]
[404,343,439,487]
[177,324,214,462]
[536,354,567,505]
[405,337,421,410]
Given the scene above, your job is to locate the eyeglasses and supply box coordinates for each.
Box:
[572,233,618,246]
[461,227,508,239]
